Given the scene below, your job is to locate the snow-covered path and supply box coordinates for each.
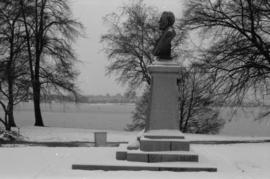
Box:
[0,143,270,179]
[1,127,270,178]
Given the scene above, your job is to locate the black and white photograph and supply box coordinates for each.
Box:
[0,0,270,178]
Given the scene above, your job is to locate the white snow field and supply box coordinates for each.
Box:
[0,127,270,179]
[18,126,270,143]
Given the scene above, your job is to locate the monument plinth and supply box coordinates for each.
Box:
[146,62,181,131]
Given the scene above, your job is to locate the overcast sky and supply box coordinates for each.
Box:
[70,0,185,95]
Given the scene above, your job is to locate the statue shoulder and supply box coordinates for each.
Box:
[164,27,176,38]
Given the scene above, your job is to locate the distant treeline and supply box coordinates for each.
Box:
[25,94,269,106]
[38,93,138,104]
[3,93,268,106]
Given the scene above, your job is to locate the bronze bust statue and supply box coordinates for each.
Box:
[153,11,176,61]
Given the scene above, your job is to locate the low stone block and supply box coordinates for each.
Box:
[143,135,184,139]
[127,153,148,162]
[72,164,217,172]
[116,151,127,160]
[143,130,185,139]
[148,154,162,162]
[140,138,190,151]
[162,154,182,162]
[149,153,198,162]
[171,141,190,151]
[126,151,199,163]
[140,140,170,151]
[175,154,198,162]
[72,164,160,171]
[159,166,217,172]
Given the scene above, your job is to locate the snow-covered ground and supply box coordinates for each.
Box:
[0,127,270,178]
[18,126,270,143]
[0,144,270,179]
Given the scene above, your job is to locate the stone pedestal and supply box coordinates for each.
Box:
[146,63,182,131]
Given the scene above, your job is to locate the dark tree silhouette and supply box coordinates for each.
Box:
[0,1,29,130]
[101,0,157,88]
[182,0,270,104]
[20,0,83,126]
[177,67,225,134]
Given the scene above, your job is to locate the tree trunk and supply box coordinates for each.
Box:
[7,106,16,127]
[33,83,44,126]
[7,77,16,128]
[6,123,11,131]
[7,62,16,127]
[20,0,44,127]
[5,112,11,131]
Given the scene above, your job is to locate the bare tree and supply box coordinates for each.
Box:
[126,86,150,131]
[182,0,270,104]
[19,0,83,126]
[0,1,29,130]
[177,66,225,134]
[101,0,159,89]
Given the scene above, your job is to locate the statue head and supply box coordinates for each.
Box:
[159,11,175,30]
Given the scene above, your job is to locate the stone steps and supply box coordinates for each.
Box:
[113,130,217,172]
[125,151,198,163]
[72,131,217,172]
[143,129,185,139]
[140,137,190,151]
[117,144,198,163]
